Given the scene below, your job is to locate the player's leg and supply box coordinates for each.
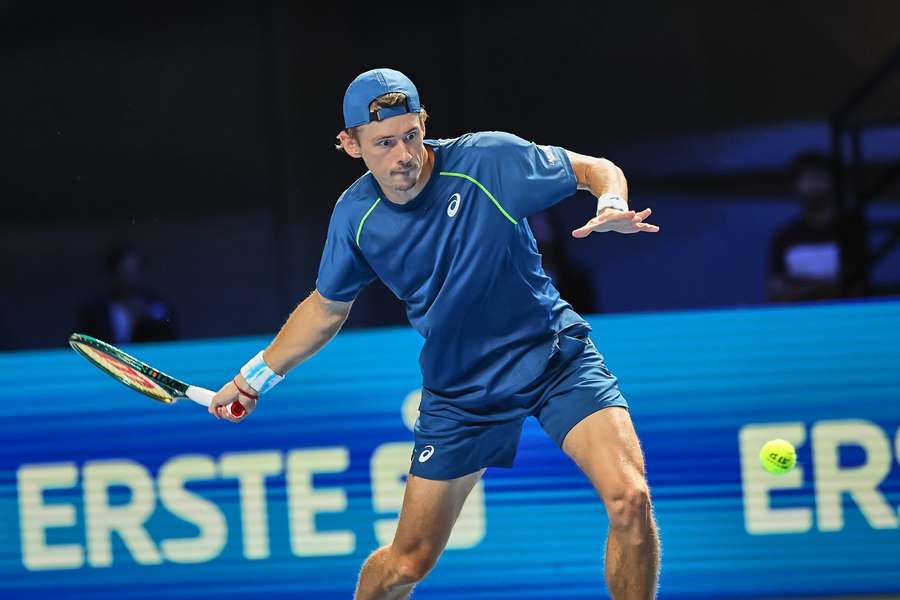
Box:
[355,408,523,599]
[535,333,658,599]
[563,406,659,600]
[354,469,484,600]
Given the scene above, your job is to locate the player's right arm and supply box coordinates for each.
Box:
[208,290,352,421]
[211,185,375,422]
[264,290,352,373]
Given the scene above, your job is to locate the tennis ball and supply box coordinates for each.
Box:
[759,439,797,475]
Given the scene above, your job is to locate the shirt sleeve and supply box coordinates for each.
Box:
[476,131,578,220]
[315,199,377,302]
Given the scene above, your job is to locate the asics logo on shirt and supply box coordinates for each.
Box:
[447,193,461,217]
[418,445,435,462]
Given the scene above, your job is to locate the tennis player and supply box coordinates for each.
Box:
[211,68,660,600]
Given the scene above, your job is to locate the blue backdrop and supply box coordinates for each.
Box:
[3,301,900,599]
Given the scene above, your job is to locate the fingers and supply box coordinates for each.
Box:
[216,396,255,423]
[572,210,635,238]
[208,381,255,423]
[573,207,659,237]
[208,383,235,416]
[572,225,591,238]
[216,398,248,423]
[630,208,659,233]
[572,218,600,238]
[601,209,636,220]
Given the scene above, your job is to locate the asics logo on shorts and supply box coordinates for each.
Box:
[447,193,460,217]
[418,445,435,462]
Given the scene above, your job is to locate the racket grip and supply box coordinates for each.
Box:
[186,386,245,418]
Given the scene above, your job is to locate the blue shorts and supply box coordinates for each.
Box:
[410,332,628,480]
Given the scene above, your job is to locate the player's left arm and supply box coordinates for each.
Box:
[564,150,659,238]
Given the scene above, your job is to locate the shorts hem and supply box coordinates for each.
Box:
[408,457,514,481]
[547,394,629,448]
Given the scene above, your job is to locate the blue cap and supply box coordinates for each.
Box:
[342,68,421,129]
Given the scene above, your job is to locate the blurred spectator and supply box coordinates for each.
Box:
[768,152,866,302]
[530,209,599,314]
[77,244,177,343]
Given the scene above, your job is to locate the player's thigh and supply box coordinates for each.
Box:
[391,469,485,562]
[562,406,647,501]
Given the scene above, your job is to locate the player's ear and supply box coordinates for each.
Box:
[337,130,362,159]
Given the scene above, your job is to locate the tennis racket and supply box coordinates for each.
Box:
[69,333,245,417]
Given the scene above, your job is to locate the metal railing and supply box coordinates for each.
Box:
[831,44,900,296]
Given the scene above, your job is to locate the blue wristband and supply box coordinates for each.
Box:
[240,351,284,394]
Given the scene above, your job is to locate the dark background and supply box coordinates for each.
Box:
[2,0,900,350]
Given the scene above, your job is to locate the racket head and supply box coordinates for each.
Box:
[68,333,187,404]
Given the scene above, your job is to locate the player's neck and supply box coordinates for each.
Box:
[381,146,435,205]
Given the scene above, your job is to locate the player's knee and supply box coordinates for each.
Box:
[605,480,652,542]
[391,547,439,585]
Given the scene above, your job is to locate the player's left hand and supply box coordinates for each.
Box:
[572,207,660,238]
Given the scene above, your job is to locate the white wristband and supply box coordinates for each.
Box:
[240,351,284,394]
[596,193,628,216]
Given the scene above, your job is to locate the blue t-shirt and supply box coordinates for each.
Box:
[316,131,589,420]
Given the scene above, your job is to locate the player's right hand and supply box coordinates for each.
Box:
[209,377,257,423]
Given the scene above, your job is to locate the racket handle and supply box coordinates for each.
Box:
[186,386,245,418]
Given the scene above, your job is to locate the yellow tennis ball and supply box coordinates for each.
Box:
[759,439,797,475]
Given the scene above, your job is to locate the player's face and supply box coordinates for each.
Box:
[355,113,427,194]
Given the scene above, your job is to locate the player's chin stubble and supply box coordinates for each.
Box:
[393,178,417,192]
[391,167,419,192]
